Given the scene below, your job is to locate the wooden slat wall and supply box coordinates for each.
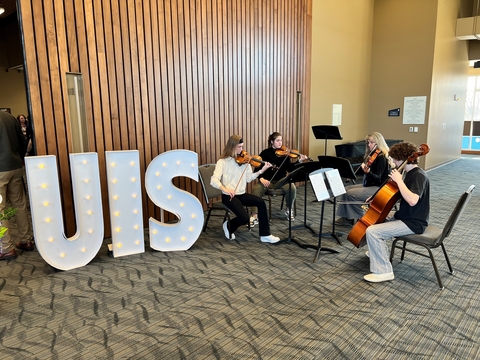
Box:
[18,0,312,237]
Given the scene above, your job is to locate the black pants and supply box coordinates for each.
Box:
[222,193,271,236]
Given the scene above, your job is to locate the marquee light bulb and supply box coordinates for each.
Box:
[111,162,116,167]
[41,183,47,188]
[112,179,118,184]
[130,161,135,166]
[87,210,93,215]
[132,193,137,198]
[156,171,160,176]
[113,195,119,200]
[60,253,66,258]
[131,177,136,182]
[176,160,181,165]
[84,179,90,183]
[162,162,167,167]
[86,195,91,200]
[81,248,87,252]
[39,163,45,168]
[180,202,185,207]
[115,227,121,233]
[167,195,172,200]
[82,160,88,165]
[165,237,171,243]
[88,229,94,234]
[43,201,49,206]
[45,218,51,223]
[114,211,120,217]
[48,237,54,242]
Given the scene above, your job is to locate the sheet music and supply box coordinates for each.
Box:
[325,169,346,197]
[309,171,330,201]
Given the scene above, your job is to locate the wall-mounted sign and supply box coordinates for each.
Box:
[403,96,426,124]
[388,108,400,117]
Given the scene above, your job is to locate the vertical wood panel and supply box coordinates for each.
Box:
[19,0,312,236]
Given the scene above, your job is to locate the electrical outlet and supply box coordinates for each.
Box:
[409,127,414,132]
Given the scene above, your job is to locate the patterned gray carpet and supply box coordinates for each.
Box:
[1,156,479,359]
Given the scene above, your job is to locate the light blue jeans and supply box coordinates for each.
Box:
[365,212,413,274]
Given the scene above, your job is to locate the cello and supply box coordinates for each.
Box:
[347,143,430,248]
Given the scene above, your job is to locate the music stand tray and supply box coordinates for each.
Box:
[312,125,343,156]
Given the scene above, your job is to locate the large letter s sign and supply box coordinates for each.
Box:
[145,150,204,251]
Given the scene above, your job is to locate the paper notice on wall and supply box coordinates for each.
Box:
[403,96,426,124]
[332,104,342,125]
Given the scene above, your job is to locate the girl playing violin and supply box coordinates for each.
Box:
[336,132,392,225]
[210,135,281,243]
[250,132,309,225]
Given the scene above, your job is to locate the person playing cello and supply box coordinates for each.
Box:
[336,132,392,225]
[364,141,430,283]
[249,132,309,226]
[210,135,281,243]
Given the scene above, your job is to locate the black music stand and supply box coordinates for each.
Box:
[292,161,325,235]
[271,166,312,247]
[309,168,341,261]
[312,125,343,156]
[317,155,359,245]
[317,155,358,184]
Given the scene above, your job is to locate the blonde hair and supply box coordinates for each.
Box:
[365,132,393,167]
[221,134,243,159]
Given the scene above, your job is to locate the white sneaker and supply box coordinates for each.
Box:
[222,221,235,240]
[260,235,281,243]
[249,216,259,227]
[365,251,369,258]
[363,272,394,283]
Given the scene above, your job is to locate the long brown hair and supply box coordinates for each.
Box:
[220,134,243,159]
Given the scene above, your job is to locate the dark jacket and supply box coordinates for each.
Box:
[0,111,26,172]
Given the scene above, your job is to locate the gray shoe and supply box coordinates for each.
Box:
[335,217,353,225]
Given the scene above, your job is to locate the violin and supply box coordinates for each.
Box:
[347,143,430,248]
[354,145,381,176]
[235,150,278,170]
[275,146,313,161]
[364,148,382,171]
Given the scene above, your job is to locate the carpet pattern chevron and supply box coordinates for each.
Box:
[1,156,479,359]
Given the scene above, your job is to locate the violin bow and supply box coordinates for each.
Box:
[231,162,249,200]
[354,144,378,176]
[266,153,289,183]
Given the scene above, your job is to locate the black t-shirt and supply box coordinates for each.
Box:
[394,167,430,234]
[257,147,296,181]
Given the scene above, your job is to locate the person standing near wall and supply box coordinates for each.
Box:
[0,111,35,260]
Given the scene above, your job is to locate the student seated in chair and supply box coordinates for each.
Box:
[249,132,308,226]
[210,135,280,244]
[336,132,392,226]
[363,141,430,283]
